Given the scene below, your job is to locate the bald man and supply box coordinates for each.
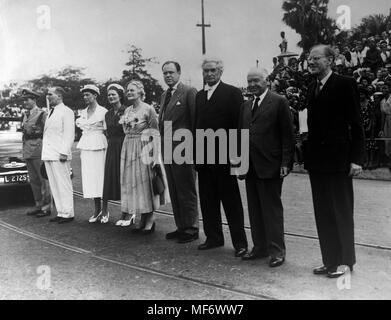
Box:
[238,68,294,267]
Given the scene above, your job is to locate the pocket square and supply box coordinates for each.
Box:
[175,101,182,106]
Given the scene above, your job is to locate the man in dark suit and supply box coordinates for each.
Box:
[159,61,199,243]
[238,68,294,267]
[194,58,248,257]
[305,45,365,278]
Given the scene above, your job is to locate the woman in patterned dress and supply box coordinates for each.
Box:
[119,80,169,233]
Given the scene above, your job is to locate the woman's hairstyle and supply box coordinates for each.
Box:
[107,84,125,104]
[126,80,146,101]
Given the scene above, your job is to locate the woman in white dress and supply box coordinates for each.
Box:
[119,80,169,233]
[76,84,108,222]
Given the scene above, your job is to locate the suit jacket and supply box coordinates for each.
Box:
[42,103,75,161]
[194,81,244,169]
[304,73,365,173]
[158,82,197,149]
[22,106,47,160]
[239,90,295,179]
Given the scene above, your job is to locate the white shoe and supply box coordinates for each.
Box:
[120,214,136,227]
[100,212,110,224]
[89,211,102,223]
[115,219,124,226]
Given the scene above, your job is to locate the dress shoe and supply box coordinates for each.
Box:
[141,222,155,235]
[49,216,62,222]
[36,210,51,218]
[26,208,41,216]
[88,211,102,223]
[166,230,182,240]
[269,256,285,268]
[57,217,74,224]
[177,233,198,244]
[198,241,224,250]
[100,212,110,224]
[234,248,248,257]
[241,249,269,261]
[327,265,353,278]
[313,265,331,275]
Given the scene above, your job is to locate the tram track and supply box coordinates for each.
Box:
[72,190,391,252]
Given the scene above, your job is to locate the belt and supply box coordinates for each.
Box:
[24,133,43,140]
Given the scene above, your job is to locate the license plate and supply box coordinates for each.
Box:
[4,174,28,183]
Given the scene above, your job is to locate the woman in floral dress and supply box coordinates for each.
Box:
[119,80,169,233]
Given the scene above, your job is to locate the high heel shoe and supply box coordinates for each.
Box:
[89,211,102,223]
[141,222,155,235]
[121,214,135,227]
[100,212,110,224]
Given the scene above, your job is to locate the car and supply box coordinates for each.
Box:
[0,118,30,189]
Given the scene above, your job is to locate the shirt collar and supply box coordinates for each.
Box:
[319,70,333,86]
[168,81,180,92]
[205,80,221,91]
[254,88,268,105]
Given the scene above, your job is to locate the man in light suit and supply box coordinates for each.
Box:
[159,61,199,243]
[21,89,52,217]
[194,58,248,257]
[305,45,365,278]
[238,68,294,267]
[42,87,75,224]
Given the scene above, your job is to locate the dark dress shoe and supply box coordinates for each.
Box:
[234,248,248,257]
[166,230,181,240]
[36,210,51,218]
[327,265,353,278]
[57,217,74,224]
[177,233,198,243]
[242,249,269,261]
[49,216,62,222]
[313,265,331,275]
[269,257,285,268]
[141,222,155,235]
[198,241,224,250]
[27,208,42,216]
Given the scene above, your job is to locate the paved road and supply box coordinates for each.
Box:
[0,145,391,299]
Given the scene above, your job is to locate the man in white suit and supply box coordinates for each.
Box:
[42,87,75,223]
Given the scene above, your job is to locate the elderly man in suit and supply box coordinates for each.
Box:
[159,61,199,243]
[238,68,294,267]
[42,87,75,224]
[194,57,248,257]
[21,89,52,217]
[305,45,365,278]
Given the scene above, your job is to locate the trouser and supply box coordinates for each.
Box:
[309,172,356,268]
[197,165,247,250]
[44,161,74,218]
[164,162,199,235]
[26,159,52,211]
[245,176,285,259]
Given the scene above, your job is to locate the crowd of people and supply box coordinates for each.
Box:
[270,31,391,170]
[18,43,366,279]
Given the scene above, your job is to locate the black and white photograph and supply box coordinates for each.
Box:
[1,0,391,305]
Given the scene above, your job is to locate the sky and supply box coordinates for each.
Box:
[0,0,390,90]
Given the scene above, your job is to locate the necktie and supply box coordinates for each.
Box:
[314,80,321,98]
[252,97,260,117]
[48,107,54,118]
[160,88,173,119]
[25,110,30,119]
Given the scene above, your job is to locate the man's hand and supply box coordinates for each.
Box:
[59,154,68,162]
[280,167,290,178]
[349,163,362,176]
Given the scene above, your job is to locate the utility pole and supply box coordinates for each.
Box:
[196,0,211,55]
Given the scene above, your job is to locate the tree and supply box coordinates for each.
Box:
[282,0,338,52]
[121,45,163,104]
[351,13,391,40]
[28,66,94,109]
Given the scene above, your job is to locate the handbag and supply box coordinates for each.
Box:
[152,163,165,195]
